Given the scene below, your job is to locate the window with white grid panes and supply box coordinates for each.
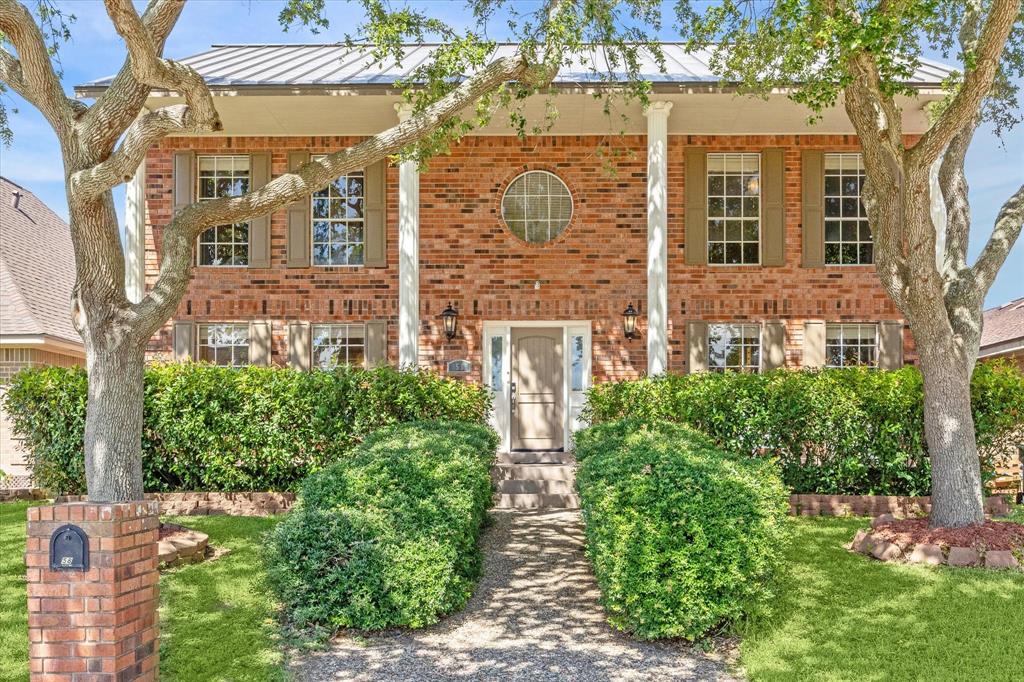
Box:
[500,170,573,243]
[197,323,250,367]
[825,324,878,367]
[312,157,365,265]
[311,324,365,368]
[708,324,761,372]
[197,156,250,266]
[824,153,873,265]
[707,153,760,265]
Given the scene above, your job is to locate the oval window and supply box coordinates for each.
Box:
[500,170,573,244]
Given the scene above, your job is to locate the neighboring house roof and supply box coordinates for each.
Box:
[980,297,1024,358]
[76,43,955,94]
[0,177,82,347]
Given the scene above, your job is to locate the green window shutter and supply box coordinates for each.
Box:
[878,321,904,370]
[288,322,311,371]
[684,150,707,265]
[686,321,708,373]
[761,149,785,266]
[365,321,388,368]
[248,152,272,268]
[173,321,194,361]
[762,321,786,369]
[286,151,311,268]
[172,151,195,213]
[363,159,387,268]
[803,320,826,368]
[249,321,272,366]
[801,150,825,267]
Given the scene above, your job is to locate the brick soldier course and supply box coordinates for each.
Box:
[26,502,160,681]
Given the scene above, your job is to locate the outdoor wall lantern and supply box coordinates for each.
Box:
[440,302,459,341]
[622,302,640,341]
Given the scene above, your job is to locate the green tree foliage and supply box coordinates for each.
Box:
[583,362,1024,496]
[264,421,498,635]
[574,419,790,640]
[2,364,491,494]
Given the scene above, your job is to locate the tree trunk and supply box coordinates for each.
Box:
[83,343,147,502]
[918,346,985,527]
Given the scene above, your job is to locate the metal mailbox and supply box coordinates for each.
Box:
[49,524,89,571]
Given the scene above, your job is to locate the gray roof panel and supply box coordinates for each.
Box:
[78,43,954,91]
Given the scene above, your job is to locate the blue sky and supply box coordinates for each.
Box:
[1,0,1021,307]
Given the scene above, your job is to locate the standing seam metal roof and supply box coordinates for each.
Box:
[78,43,955,90]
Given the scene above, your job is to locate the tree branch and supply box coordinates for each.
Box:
[937,125,976,275]
[131,52,541,331]
[0,0,77,134]
[72,104,192,196]
[103,0,221,132]
[910,0,1020,166]
[81,0,185,153]
[971,184,1024,295]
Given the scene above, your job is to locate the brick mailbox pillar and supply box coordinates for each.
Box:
[26,501,160,681]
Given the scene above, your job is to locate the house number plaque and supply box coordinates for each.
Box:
[49,524,89,571]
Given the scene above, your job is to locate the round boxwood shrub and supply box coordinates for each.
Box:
[574,419,790,640]
[264,421,498,634]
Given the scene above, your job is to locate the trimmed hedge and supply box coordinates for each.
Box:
[264,421,498,633]
[575,419,790,640]
[2,363,490,494]
[582,362,1024,496]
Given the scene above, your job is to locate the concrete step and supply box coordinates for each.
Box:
[496,451,573,465]
[493,492,581,510]
[495,478,576,495]
[491,464,576,482]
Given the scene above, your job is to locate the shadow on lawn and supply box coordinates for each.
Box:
[738,517,1024,682]
[158,515,287,682]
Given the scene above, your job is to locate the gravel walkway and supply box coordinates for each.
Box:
[291,510,740,681]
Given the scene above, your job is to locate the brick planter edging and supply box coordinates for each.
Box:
[0,488,47,502]
[789,493,1011,518]
[56,492,296,517]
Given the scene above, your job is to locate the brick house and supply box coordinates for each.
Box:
[0,177,85,485]
[77,44,954,453]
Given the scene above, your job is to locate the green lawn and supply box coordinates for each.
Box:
[0,502,286,682]
[739,516,1024,682]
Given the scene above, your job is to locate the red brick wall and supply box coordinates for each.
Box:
[143,134,914,381]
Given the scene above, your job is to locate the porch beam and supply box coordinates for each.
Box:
[395,103,420,367]
[645,100,672,375]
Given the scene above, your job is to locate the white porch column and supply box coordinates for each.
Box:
[395,103,420,367]
[644,101,672,375]
[124,159,146,304]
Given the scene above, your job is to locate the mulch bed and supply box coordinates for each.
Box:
[159,521,188,540]
[871,518,1024,551]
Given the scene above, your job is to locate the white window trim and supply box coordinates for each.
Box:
[196,322,251,368]
[499,169,574,244]
[310,322,368,369]
[707,322,764,373]
[706,152,762,267]
[195,154,251,268]
[310,156,365,268]
[825,322,879,368]
[823,152,873,267]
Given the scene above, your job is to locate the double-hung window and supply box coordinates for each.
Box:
[197,323,250,367]
[197,156,250,266]
[311,324,365,368]
[312,157,365,266]
[708,324,761,372]
[707,153,760,265]
[824,153,873,265]
[825,324,877,367]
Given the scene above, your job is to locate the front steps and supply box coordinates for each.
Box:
[492,451,579,509]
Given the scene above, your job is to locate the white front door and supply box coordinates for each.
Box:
[483,321,591,453]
